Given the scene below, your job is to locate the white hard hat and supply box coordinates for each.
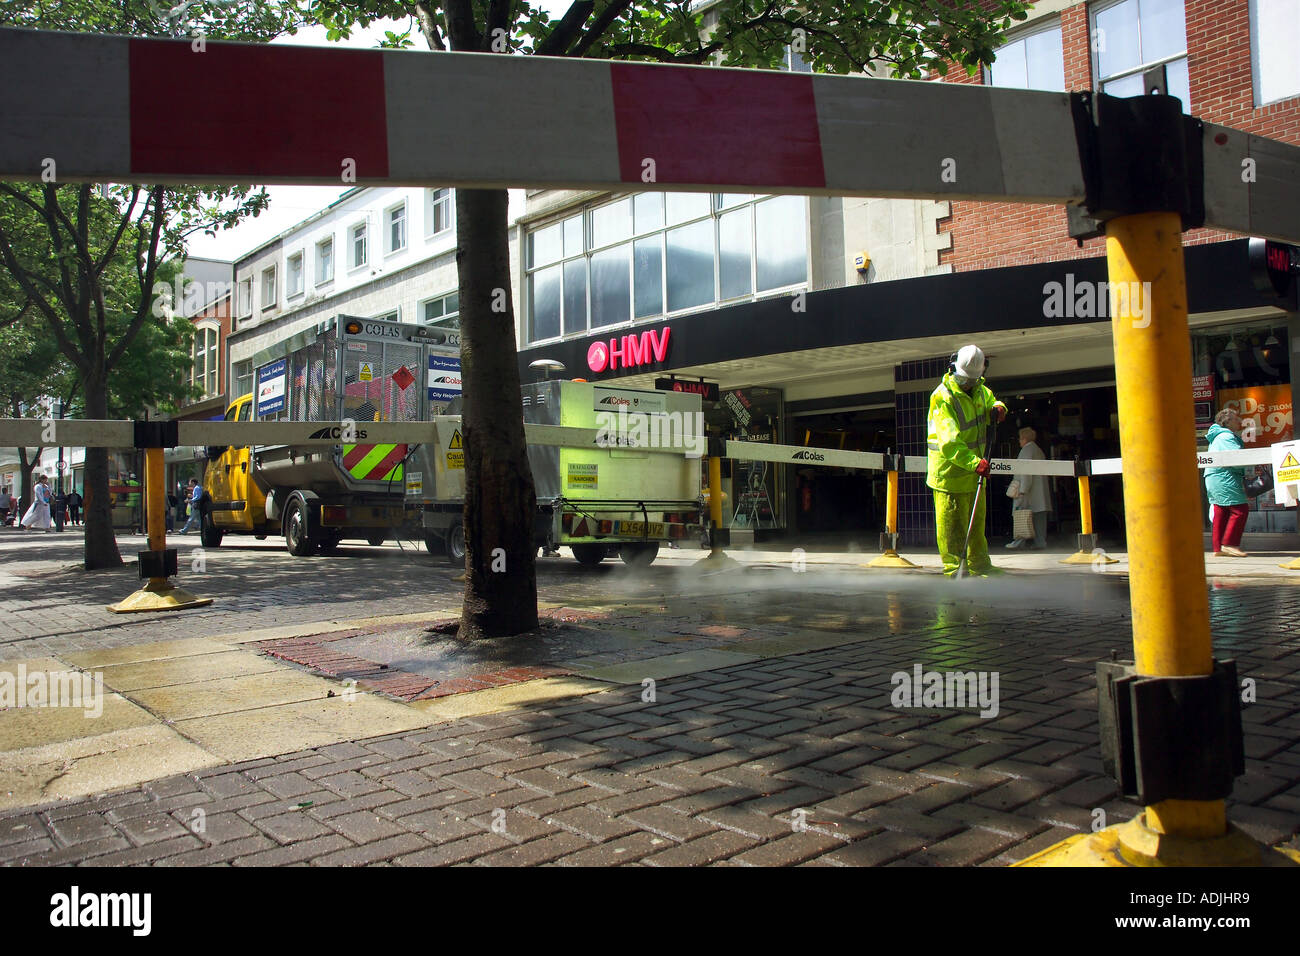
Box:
[951,345,986,381]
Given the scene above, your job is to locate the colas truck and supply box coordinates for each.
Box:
[201,314,705,566]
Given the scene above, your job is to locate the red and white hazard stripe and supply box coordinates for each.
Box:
[2,27,1297,246]
[0,27,1082,203]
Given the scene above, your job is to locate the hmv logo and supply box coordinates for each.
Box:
[588,328,671,373]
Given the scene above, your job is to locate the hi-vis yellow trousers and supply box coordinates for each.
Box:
[933,488,998,577]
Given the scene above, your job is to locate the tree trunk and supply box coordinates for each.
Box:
[81,375,122,570]
[455,188,539,638]
[16,446,39,517]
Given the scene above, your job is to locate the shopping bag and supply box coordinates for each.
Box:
[1013,509,1035,540]
[1006,479,1021,499]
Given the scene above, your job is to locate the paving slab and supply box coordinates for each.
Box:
[95,650,282,692]
[0,692,157,750]
[128,670,342,721]
[575,649,761,684]
[174,694,432,762]
[62,637,239,669]
[0,724,220,811]
[408,677,611,720]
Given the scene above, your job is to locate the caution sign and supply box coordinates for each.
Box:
[1271,440,1300,506]
[567,462,598,489]
[446,428,464,470]
[359,362,373,382]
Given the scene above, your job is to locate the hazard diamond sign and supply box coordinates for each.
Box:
[392,365,415,391]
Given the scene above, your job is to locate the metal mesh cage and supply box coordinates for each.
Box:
[343,341,422,423]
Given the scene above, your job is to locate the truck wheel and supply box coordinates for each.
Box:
[367,532,387,547]
[571,544,607,566]
[445,519,466,566]
[283,498,316,557]
[199,515,223,548]
[619,542,659,568]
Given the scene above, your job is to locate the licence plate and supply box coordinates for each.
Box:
[616,521,664,538]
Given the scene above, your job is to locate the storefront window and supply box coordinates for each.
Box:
[526,192,808,343]
[1192,321,1293,531]
[704,386,785,531]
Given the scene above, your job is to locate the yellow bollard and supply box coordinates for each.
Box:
[867,462,918,569]
[1060,474,1116,565]
[695,454,738,570]
[108,445,212,612]
[1022,211,1297,867]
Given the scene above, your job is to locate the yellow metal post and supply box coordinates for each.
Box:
[108,445,211,613]
[868,462,918,569]
[1022,211,1296,867]
[1060,473,1116,564]
[696,454,738,569]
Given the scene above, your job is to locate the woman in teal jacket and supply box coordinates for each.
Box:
[1205,407,1249,557]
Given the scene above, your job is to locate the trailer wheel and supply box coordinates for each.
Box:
[367,532,387,547]
[283,497,316,557]
[445,519,466,566]
[199,514,223,548]
[619,542,659,568]
[571,544,607,566]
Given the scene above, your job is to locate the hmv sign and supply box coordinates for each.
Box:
[587,328,671,373]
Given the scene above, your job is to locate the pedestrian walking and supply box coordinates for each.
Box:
[174,482,188,529]
[926,345,1007,577]
[20,475,53,532]
[0,487,12,527]
[66,489,81,525]
[1005,426,1053,550]
[1206,407,1250,557]
[179,478,204,534]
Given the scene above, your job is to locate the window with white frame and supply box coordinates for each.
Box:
[986,19,1065,91]
[237,277,252,316]
[316,236,334,285]
[286,252,304,298]
[260,266,276,309]
[426,188,453,237]
[422,291,460,329]
[1092,0,1190,112]
[1251,0,1300,106]
[233,359,253,401]
[386,202,407,254]
[191,324,219,399]
[524,192,808,344]
[373,309,399,323]
[351,222,368,269]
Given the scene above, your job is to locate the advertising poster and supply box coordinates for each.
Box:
[1218,384,1293,447]
[256,359,287,417]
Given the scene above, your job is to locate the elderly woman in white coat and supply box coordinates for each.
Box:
[1006,427,1052,550]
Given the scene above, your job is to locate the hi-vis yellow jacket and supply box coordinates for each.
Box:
[926,371,1005,494]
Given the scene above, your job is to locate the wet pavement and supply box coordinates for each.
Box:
[0,531,1297,865]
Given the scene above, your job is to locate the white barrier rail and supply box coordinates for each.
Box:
[0,419,1280,474]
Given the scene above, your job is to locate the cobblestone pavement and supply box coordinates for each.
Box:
[1,531,1298,866]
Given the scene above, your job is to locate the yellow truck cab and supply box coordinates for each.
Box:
[200,394,273,546]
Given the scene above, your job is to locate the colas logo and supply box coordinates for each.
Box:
[792,450,825,461]
[308,426,368,440]
[599,396,632,406]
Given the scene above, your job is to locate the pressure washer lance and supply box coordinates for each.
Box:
[955,410,999,580]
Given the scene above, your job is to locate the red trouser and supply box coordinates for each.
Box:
[1211,503,1249,552]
